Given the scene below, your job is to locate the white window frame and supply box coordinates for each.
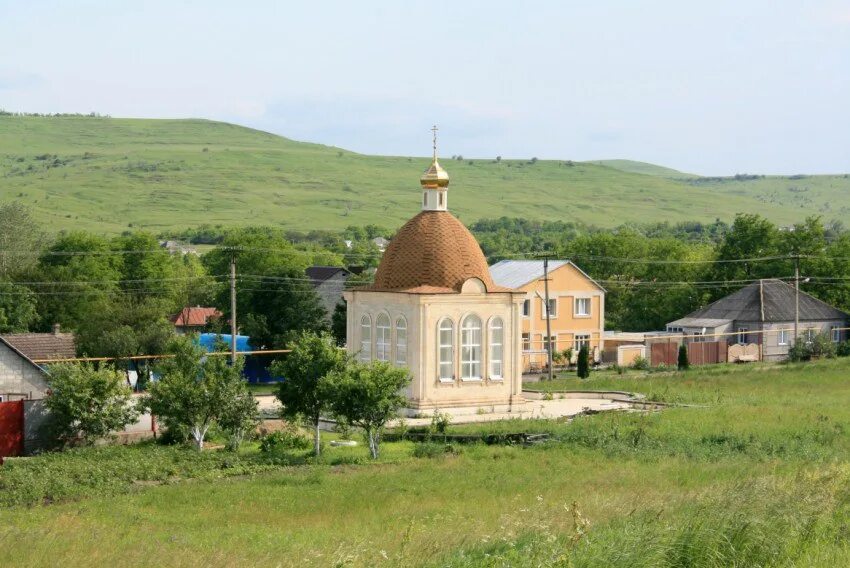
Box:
[574,297,591,318]
[395,316,407,365]
[543,334,558,354]
[831,326,841,343]
[737,327,749,345]
[542,297,558,319]
[489,317,504,380]
[521,299,531,318]
[375,313,391,361]
[359,314,372,362]
[438,319,454,382]
[574,334,590,352]
[777,329,789,346]
[804,328,816,344]
[461,315,483,381]
[521,332,531,352]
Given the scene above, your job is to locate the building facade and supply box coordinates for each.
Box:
[489,260,605,372]
[343,142,525,415]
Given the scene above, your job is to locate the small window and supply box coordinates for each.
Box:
[439,319,454,381]
[489,318,503,379]
[544,335,557,353]
[522,299,531,317]
[376,313,390,361]
[360,315,372,361]
[396,317,407,365]
[423,192,428,207]
[777,329,789,346]
[522,332,531,351]
[574,297,591,317]
[542,298,557,318]
[438,192,444,207]
[737,327,749,345]
[804,329,816,344]
[832,326,841,343]
[574,334,590,351]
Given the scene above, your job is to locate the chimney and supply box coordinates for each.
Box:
[52,323,61,335]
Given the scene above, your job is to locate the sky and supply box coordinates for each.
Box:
[1,0,849,175]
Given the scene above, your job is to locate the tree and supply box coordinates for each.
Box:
[678,344,690,371]
[43,362,139,446]
[0,281,37,333]
[145,336,253,450]
[0,202,45,279]
[322,361,410,459]
[576,346,590,379]
[270,331,348,456]
[217,371,260,451]
[239,266,328,349]
[331,301,347,346]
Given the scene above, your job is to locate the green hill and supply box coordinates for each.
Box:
[1,116,848,235]
[588,159,697,178]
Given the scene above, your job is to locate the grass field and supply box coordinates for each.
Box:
[2,359,850,567]
[1,116,849,235]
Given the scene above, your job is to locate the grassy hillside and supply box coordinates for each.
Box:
[3,360,850,566]
[588,158,697,178]
[1,116,848,235]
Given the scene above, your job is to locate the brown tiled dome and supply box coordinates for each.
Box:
[371,211,500,293]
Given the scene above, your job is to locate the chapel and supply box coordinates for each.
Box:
[343,131,525,415]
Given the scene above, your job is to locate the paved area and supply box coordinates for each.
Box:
[254,393,633,427]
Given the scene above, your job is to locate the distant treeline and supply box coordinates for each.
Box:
[0,110,110,118]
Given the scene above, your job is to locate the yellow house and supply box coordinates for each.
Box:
[489,260,605,372]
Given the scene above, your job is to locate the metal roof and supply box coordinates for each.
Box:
[666,317,732,329]
[671,279,849,325]
[489,260,604,291]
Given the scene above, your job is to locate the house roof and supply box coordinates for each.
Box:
[0,332,76,362]
[306,266,351,285]
[170,307,223,327]
[489,260,605,291]
[669,279,850,327]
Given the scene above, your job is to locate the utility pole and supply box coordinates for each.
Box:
[794,254,800,345]
[543,256,554,381]
[230,252,237,364]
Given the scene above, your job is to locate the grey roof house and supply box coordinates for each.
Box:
[666,279,849,361]
[306,266,353,321]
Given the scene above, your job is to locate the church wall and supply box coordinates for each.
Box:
[345,289,524,414]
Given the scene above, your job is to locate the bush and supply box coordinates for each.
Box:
[632,356,649,370]
[788,333,838,362]
[258,427,312,453]
[837,341,850,357]
[678,344,690,371]
[428,411,452,438]
[412,442,458,459]
[43,362,139,447]
[577,346,590,379]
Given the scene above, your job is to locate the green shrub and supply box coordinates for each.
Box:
[412,442,458,459]
[258,428,311,453]
[428,411,452,438]
[577,346,590,379]
[677,344,689,371]
[837,340,850,357]
[632,356,649,370]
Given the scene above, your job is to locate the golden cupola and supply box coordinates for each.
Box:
[420,125,450,189]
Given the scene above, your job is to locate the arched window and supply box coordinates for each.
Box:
[376,313,390,361]
[438,319,454,381]
[360,314,372,362]
[461,315,482,380]
[489,317,504,379]
[395,317,407,365]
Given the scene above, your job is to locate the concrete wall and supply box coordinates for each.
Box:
[0,342,49,401]
[345,283,524,415]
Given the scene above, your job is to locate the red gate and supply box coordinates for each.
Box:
[650,342,678,366]
[687,341,728,366]
[0,400,25,458]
